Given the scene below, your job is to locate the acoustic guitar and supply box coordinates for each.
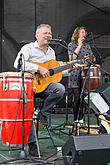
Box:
[33,59,81,93]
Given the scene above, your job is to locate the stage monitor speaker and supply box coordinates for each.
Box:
[100,87,110,107]
[95,82,110,106]
[62,135,110,165]
[84,92,109,114]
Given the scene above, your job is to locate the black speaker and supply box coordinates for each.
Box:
[62,135,110,165]
[100,87,110,107]
[96,82,110,106]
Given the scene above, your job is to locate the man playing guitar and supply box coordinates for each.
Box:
[14,24,66,156]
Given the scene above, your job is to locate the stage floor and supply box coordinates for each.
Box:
[0,113,102,164]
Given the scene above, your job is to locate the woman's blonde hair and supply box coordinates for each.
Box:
[71,26,87,43]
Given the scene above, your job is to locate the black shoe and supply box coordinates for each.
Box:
[28,143,38,157]
[40,113,48,126]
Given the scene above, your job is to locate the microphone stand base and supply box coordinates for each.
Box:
[19,150,26,159]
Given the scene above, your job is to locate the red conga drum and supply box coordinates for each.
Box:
[81,65,102,92]
[0,72,34,144]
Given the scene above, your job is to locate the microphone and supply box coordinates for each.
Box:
[86,32,92,38]
[50,38,63,42]
[18,53,23,71]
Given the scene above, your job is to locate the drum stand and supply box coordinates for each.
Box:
[84,63,91,134]
[75,63,91,135]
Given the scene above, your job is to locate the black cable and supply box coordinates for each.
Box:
[0,157,54,164]
[45,148,63,162]
[46,148,70,163]
[45,151,57,161]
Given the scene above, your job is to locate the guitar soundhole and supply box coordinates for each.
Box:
[49,69,54,76]
[37,79,41,85]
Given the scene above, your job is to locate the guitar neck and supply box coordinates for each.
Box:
[53,62,75,74]
[53,61,86,74]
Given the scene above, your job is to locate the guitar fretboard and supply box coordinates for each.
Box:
[53,62,76,74]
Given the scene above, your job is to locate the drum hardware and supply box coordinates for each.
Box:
[3,83,8,91]
[78,62,94,134]
[66,62,96,135]
[3,74,8,91]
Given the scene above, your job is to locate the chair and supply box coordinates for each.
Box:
[33,97,56,147]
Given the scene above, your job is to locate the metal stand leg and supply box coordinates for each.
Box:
[33,123,41,158]
[80,64,91,134]
[45,125,56,147]
[34,98,56,148]
[48,113,52,128]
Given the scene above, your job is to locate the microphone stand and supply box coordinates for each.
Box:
[48,41,72,134]
[86,62,91,134]
[86,33,103,133]
[19,55,27,159]
[57,41,86,129]
[57,41,92,134]
[49,41,83,134]
[50,40,93,135]
[0,55,27,164]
